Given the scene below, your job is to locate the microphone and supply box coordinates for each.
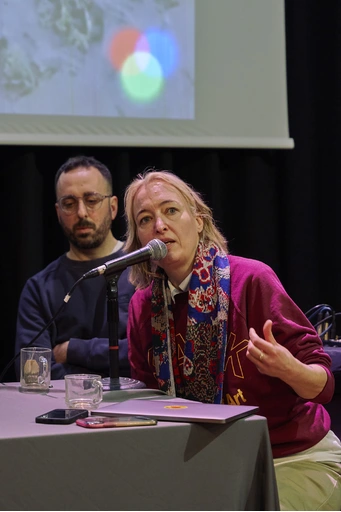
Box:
[83,239,168,279]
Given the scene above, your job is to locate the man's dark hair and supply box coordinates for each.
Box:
[55,155,113,195]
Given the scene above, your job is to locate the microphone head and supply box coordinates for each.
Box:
[147,239,168,260]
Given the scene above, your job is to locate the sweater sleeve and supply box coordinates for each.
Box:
[15,277,57,379]
[240,259,335,403]
[67,337,130,378]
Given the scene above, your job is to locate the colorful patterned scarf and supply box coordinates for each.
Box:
[151,241,230,404]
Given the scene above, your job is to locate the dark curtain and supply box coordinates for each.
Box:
[1,0,341,381]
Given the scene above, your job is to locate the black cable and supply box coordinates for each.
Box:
[304,304,338,342]
[0,274,86,384]
[306,305,332,331]
[305,303,332,321]
[312,311,341,331]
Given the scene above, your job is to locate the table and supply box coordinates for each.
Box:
[0,381,279,511]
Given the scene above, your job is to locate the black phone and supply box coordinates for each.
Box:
[35,408,89,425]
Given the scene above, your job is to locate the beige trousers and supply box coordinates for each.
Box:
[274,431,341,511]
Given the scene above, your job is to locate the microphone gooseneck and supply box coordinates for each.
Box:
[83,239,168,280]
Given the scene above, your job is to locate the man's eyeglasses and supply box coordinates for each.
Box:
[57,192,112,215]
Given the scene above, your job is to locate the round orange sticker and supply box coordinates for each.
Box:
[164,405,188,409]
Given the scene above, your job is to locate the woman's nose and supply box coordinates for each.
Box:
[155,217,167,232]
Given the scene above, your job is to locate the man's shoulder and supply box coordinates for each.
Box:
[28,255,66,281]
[117,268,136,297]
[30,249,127,281]
[25,252,109,286]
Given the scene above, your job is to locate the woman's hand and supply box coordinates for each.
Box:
[246,320,328,399]
[246,319,294,378]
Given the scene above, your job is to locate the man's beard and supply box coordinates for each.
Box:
[60,214,112,250]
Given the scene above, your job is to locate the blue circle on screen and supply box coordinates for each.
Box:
[144,29,178,77]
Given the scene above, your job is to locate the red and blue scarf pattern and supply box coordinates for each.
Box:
[151,242,230,404]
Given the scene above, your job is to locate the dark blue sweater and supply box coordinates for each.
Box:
[15,249,135,380]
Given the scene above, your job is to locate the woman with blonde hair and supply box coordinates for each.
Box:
[124,169,341,510]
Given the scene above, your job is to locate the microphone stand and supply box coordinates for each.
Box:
[102,271,146,392]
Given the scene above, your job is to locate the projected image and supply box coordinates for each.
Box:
[0,0,194,119]
[108,28,178,103]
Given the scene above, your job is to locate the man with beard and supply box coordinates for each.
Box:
[14,155,135,380]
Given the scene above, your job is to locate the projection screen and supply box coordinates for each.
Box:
[0,0,294,148]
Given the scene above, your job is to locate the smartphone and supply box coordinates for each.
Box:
[35,408,89,425]
[76,415,157,429]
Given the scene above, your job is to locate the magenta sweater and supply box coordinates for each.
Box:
[128,255,334,457]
